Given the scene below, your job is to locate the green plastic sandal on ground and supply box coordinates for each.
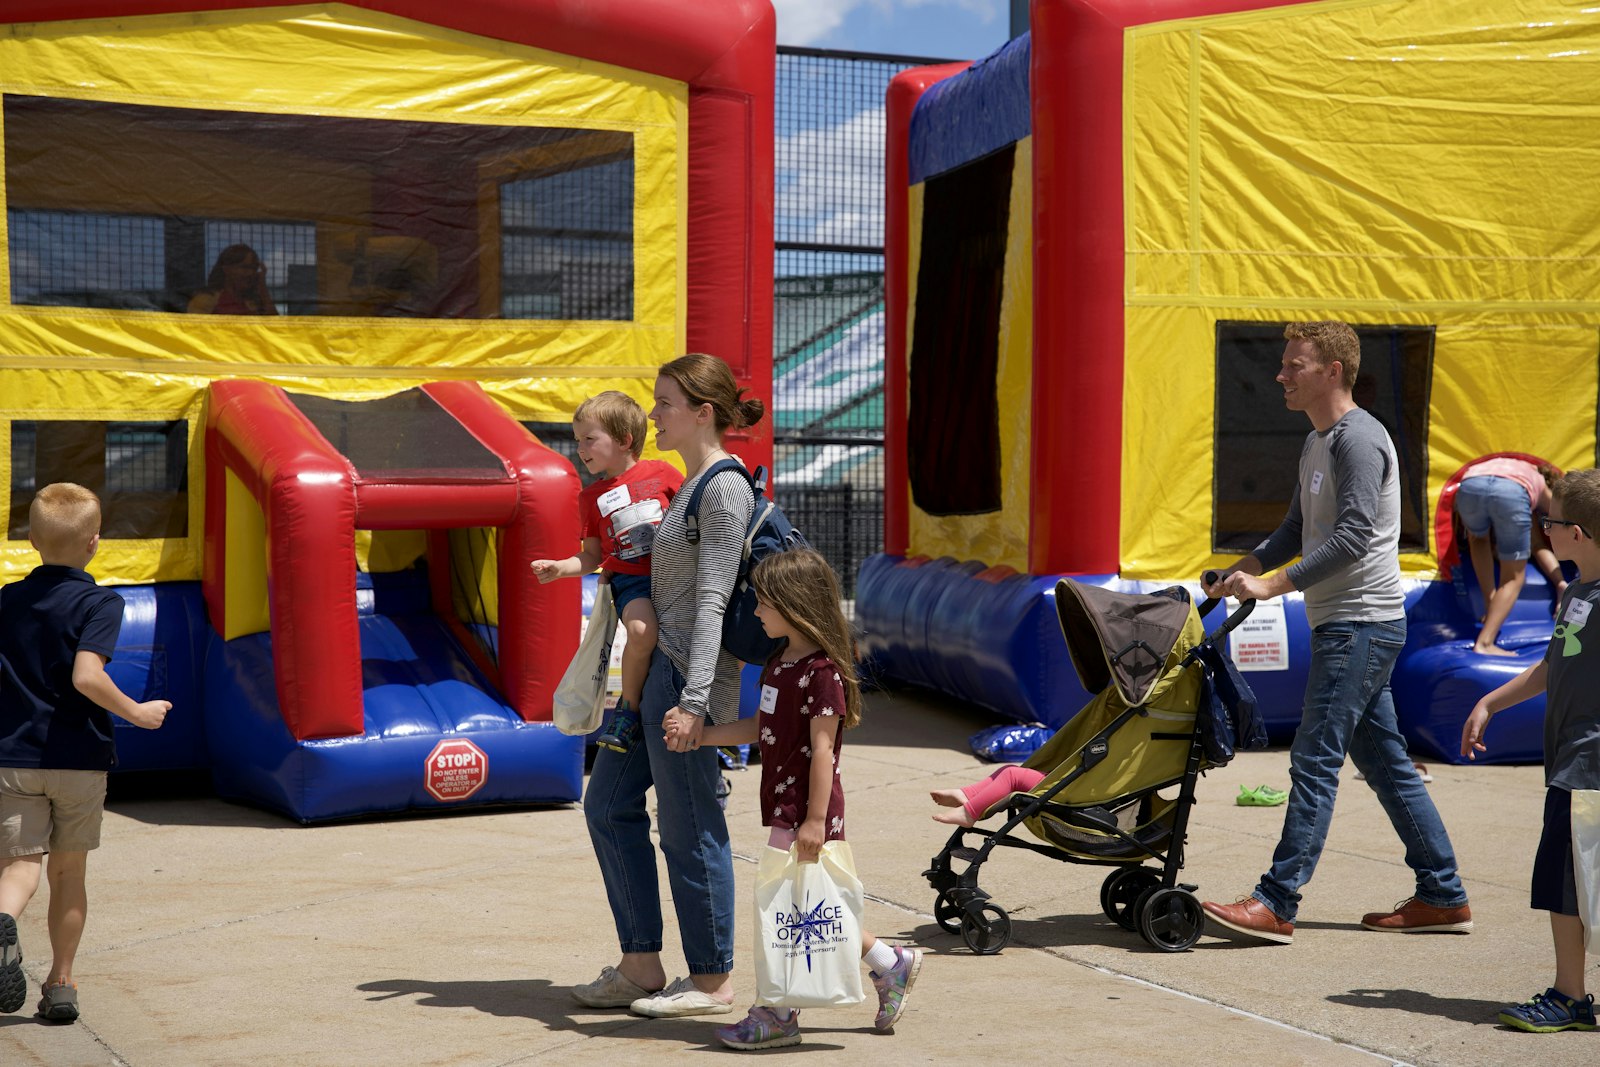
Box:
[1236,784,1288,807]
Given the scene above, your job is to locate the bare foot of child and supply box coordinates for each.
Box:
[932,806,977,827]
[1472,642,1517,658]
[929,788,966,808]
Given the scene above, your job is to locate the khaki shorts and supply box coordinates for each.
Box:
[0,768,108,856]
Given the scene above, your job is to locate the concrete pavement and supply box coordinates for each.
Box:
[2,685,1595,1066]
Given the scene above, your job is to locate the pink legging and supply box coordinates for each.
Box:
[961,765,1046,821]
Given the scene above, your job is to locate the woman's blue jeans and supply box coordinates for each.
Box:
[583,649,736,974]
[1253,618,1468,923]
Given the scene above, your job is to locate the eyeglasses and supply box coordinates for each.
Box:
[1540,516,1589,536]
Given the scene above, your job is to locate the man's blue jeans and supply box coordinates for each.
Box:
[1253,617,1468,923]
[583,649,736,974]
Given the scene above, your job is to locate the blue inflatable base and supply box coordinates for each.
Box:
[858,552,1559,766]
[105,582,210,773]
[205,610,583,824]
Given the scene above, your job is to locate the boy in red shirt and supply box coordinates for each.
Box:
[533,392,682,752]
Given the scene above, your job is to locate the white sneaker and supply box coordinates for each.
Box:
[629,975,735,1017]
[572,965,655,1009]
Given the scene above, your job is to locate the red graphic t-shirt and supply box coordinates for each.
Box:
[758,649,847,840]
[580,459,683,575]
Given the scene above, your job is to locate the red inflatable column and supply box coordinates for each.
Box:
[423,381,581,722]
[884,63,970,558]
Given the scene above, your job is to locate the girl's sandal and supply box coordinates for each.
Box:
[37,980,78,1023]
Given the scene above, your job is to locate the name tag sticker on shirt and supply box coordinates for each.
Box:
[759,684,779,714]
[1565,599,1592,628]
[596,485,633,517]
[1309,470,1325,495]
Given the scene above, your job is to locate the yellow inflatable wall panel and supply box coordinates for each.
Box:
[223,467,269,640]
[0,367,205,583]
[0,6,687,583]
[906,137,1034,570]
[1122,0,1600,581]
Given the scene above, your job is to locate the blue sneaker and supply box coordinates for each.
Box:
[1498,987,1598,1033]
[871,945,923,1030]
[595,702,639,754]
[716,1005,800,1050]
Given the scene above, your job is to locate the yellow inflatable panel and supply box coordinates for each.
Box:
[0,6,687,584]
[1122,1,1600,581]
[223,468,269,640]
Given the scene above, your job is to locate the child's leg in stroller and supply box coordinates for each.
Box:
[932,766,1045,825]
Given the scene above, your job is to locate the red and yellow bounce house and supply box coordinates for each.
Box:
[861,0,1600,764]
[0,1,774,820]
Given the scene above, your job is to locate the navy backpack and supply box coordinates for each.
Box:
[684,459,808,664]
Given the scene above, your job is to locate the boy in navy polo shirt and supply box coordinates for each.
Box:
[0,483,169,1023]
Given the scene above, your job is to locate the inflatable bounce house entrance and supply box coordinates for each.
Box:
[0,1,773,820]
[861,0,1600,763]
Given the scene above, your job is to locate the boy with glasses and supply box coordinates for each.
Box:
[1461,469,1600,1032]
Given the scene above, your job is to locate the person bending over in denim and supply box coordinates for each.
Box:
[1198,320,1471,946]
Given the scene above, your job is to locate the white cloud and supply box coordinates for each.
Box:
[777,105,887,247]
[902,0,1000,19]
[771,0,866,46]
[773,0,999,47]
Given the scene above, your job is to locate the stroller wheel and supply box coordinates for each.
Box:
[1138,887,1206,952]
[934,890,964,934]
[960,902,1012,956]
[1101,866,1161,931]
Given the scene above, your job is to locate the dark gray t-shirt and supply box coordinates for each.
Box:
[1542,579,1600,789]
[1252,408,1405,628]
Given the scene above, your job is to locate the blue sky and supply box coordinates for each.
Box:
[772,0,1014,61]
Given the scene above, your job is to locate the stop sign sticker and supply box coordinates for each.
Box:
[425,739,488,802]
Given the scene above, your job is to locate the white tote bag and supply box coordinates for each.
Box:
[754,841,865,1008]
[1572,789,1600,955]
[552,584,616,736]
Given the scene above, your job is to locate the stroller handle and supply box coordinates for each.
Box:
[1198,570,1256,639]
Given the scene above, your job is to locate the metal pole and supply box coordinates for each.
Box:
[1010,0,1029,39]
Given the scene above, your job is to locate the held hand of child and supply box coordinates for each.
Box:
[127,699,171,730]
[663,706,703,752]
[796,817,825,864]
[1460,702,1491,759]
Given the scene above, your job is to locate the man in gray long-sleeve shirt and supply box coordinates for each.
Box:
[1199,321,1471,945]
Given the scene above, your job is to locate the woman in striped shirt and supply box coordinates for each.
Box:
[572,353,763,1019]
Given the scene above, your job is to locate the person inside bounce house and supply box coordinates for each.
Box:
[187,243,278,315]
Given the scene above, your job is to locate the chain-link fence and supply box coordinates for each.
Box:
[773,46,949,596]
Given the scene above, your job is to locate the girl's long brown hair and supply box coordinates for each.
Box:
[749,547,861,728]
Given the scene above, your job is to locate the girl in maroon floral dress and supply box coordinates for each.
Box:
[677,548,924,1049]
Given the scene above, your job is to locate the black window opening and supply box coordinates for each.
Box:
[9,420,189,540]
[285,389,507,482]
[500,153,634,321]
[4,94,634,321]
[906,144,1014,516]
[1213,321,1434,554]
[6,210,318,315]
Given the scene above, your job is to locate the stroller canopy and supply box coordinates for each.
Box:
[1055,581,1195,707]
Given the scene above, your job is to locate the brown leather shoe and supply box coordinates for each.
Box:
[1360,897,1472,933]
[1200,897,1293,944]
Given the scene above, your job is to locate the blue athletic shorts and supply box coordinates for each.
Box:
[608,571,652,615]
